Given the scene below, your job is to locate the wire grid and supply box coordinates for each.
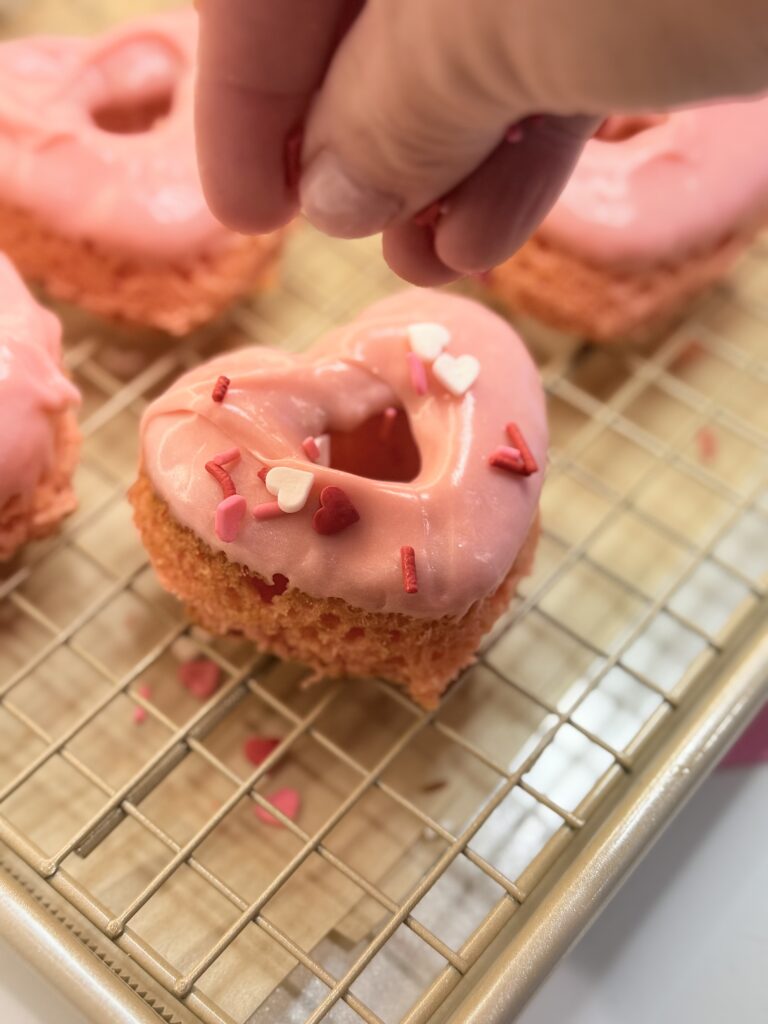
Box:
[0,218,765,1024]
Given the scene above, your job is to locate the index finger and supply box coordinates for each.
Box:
[196,0,360,233]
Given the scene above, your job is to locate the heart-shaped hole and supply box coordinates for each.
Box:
[328,408,421,482]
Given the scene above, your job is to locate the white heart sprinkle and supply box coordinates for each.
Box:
[315,433,331,467]
[265,467,314,513]
[407,322,451,362]
[432,352,480,396]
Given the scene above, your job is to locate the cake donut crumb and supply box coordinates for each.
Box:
[131,290,547,708]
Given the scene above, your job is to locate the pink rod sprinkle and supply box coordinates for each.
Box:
[489,445,526,474]
[505,423,538,475]
[379,406,398,440]
[133,707,148,725]
[205,460,236,498]
[253,501,286,521]
[137,683,152,699]
[215,494,247,542]
[212,447,241,467]
[302,436,321,462]
[212,375,230,402]
[407,352,428,396]
[401,545,419,594]
[696,426,719,463]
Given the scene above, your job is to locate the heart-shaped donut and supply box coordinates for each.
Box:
[0,11,283,332]
[133,290,547,706]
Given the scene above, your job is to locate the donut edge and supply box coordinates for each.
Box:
[129,469,540,709]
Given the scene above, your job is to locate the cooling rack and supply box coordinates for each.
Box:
[1,5,767,1024]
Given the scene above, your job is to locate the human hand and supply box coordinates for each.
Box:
[196,0,768,285]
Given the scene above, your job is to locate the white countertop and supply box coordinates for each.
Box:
[1,765,766,1024]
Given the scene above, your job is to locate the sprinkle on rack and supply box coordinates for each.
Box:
[400,545,419,594]
[211,375,230,402]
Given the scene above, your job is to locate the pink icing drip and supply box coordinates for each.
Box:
[0,253,80,510]
[0,11,244,261]
[541,96,768,268]
[141,290,547,619]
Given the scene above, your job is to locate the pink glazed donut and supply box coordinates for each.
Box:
[0,10,285,335]
[487,97,768,341]
[0,253,80,560]
[131,290,548,707]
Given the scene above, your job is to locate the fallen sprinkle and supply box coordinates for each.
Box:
[407,351,428,396]
[133,706,148,725]
[215,493,247,542]
[137,683,152,699]
[421,779,447,793]
[400,545,418,594]
[205,460,236,498]
[244,735,281,767]
[505,423,538,475]
[254,787,301,827]
[674,339,706,368]
[302,435,320,462]
[252,501,286,521]
[212,375,230,402]
[380,406,398,440]
[212,447,240,467]
[489,445,527,474]
[313,485,360,535]
[179,657,222,700]
[696,426,719,463]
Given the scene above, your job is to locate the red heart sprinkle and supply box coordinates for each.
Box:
[312,486,360,535]
[178,657,221,700]
[254,787,301,827]
[244,735,281,766]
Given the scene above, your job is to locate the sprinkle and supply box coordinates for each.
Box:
[674,339,706,368]
[302,434,331,466]
[265,466,314,513]
[302,436,320,462]
[407,322,451,362]
[258,466,269,482]
[215,494,247,542]
[133,707,148,725]
[205,460,236,498]
[505,423,538,475]
[171,636,198,662]
[380,406,398,440]
[248,572,289,604]
[400,546,418,594]
[696,426,719,463]
[407,351,428,395]
[313,485,360,535]
[252,500,286,521]
[413,199,446,229]
[179,657,222,700]
[489,445,526,474]
[212,447,240,466]
[212,375,230,402]
[254,787,301,827]
[505,122,524,143]
[421,779,447,793]
[137,683,152,699]
[244,735,281,767]
[433,352,480,396]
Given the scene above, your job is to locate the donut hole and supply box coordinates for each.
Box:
[91,89,174,134]
[595,114,669,142]
[327,408,421,482]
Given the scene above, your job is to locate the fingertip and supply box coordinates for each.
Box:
[382,222,461,287]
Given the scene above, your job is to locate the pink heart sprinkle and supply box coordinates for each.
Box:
[178,658,222,700]
[244,735,281,766]
[254,787,301,827]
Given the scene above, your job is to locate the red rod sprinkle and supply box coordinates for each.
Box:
[212,375,230,402]
[696,426,718,463]
[302,436,320,462]
[505,423,538,475]
[379,406,398,440]
[407,352,428,396]
[489,445,526,474]
[253,501,286,521]
[212,446,240,467]
[400,546,419,594]
[205,460,236,497]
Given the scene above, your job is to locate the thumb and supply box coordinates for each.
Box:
[299,0,522,238]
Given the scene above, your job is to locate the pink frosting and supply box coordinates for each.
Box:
[141,290,548,619]
[0,253,80,508]
[542,97,768,268]
[0,10,240,261]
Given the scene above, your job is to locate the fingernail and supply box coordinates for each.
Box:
[300,150,401,238]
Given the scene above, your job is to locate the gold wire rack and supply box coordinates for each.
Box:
[1,5,767,1024]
